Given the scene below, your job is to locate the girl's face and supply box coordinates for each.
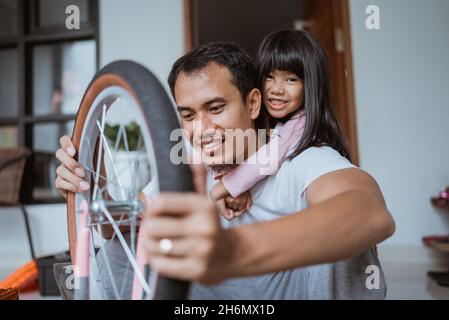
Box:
[263,69,304,119]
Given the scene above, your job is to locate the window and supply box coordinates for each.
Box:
[0,0,99,203]
[0,48,19,118]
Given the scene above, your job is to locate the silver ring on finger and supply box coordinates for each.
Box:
[159,238,174,255]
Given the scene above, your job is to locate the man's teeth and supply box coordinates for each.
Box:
[203,140,221,149]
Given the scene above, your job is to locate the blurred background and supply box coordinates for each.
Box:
[0,0,448,299]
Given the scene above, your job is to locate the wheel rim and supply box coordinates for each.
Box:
[74,85,160,299]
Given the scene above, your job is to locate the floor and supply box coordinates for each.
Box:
[0,266,61,300]
[2,262,449,300]
[0,263,449,300]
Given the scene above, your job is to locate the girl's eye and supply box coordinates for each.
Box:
[287,78,298,83]
[265,74,273,80]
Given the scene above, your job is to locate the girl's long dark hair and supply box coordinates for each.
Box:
[256,30,351,161]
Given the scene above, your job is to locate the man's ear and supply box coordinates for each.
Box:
[246,88,262,120]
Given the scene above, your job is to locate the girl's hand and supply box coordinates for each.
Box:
[223,191,253,219]
[211,181,246,220]
[216,198,235,220]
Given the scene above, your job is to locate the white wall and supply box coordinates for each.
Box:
[0,0,185,273]
[349,0,449,250]
[99,0,185,89]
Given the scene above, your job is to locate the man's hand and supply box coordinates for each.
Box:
[55,135,90,199]
[189,163,207,195]
[142,193,237,285]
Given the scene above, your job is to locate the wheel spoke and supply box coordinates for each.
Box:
[82,165,131,194]
[130,215,137,256]
[113,124,124,155]
[120,122,136,197]
[99,203,152,297]
[95,224,122,300]
[92,104,107,202]
[96,119,127,200]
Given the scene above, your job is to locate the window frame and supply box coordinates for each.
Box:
[0,0,99,204]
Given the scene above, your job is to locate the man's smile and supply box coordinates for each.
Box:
[202,139,222,149]
[197,134,225,156]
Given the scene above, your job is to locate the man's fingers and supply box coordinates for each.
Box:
[59,135,76,157]
[149,255,205,282]
[147,193,214,217]
[55,178,69,199]
[145,212,218,239]
[189,163,207,194]
[143,217,189,239]
[55,148,84,177]
[56,165,90,191]
[55,177,79,194]
[145,237,184,257]
[145,237,210,258]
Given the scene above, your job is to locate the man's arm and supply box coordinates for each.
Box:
[143,168,395,284]
[224,168,395,279]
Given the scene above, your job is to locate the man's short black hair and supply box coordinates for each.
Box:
[168,41,257,102]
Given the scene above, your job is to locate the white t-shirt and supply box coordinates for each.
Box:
[100,145,386,300]
[211,146,356,228]
[191,146,387,300]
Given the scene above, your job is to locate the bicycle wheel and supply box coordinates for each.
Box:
[66,60,194,300]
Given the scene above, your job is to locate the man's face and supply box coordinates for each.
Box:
[175,63,257,166]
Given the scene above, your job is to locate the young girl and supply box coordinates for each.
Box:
[212,30,350,219]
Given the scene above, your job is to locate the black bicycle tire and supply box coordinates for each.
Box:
[67,60,194,300]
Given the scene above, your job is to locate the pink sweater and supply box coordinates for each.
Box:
[221,112,306,197]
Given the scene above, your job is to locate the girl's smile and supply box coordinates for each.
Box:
[266,98,289,110]
[263,70,304,118]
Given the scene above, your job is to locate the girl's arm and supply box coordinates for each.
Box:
[221,113,305,197]
[210,180,229,201]
[209,165,234,201]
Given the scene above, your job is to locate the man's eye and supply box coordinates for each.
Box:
[209,105,224,113]
[181,113,194,120]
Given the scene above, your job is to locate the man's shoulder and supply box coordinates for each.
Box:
[286,146,351,168]
[276,146,355,192]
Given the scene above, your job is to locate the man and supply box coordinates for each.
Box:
[56,42,395,299]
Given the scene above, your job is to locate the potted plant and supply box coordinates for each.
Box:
[102,121,151,200]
